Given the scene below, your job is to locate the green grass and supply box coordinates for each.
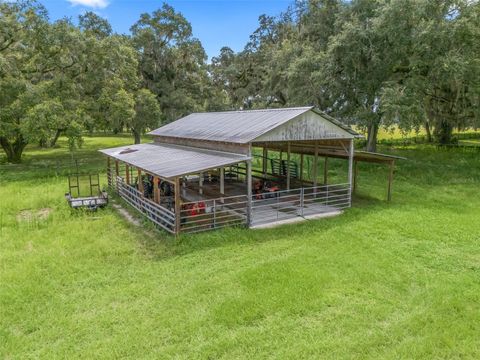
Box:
[1,135,480,359]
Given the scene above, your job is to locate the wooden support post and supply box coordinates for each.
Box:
[137,169,144,195]
[153,176,160,203]
[125,164,130,184]
[246,160,252,227]
[107,157,111,186]
[313,141,318,188]
[199,172,203,195]
[352,160,357,193]
[175,177,181,235]
[115,160,119,176]
[220,167,225,195]
[262,145,267,178]
[387,160,395,202]
[348,139,354,206]
[300,153,304,186]
[286,141,291,190]
[323,156,329,185]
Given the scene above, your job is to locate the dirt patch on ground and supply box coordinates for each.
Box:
[112,204,141,226]
[16,208,52,222]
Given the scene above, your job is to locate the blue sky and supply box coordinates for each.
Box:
[41,0,292,60]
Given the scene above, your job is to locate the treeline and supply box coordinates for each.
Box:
[211,0,480,151]
[1,0,479,163]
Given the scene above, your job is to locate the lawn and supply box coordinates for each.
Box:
[1,135,480,359]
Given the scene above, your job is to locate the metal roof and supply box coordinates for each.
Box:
[99,143,250,179]
[148,107,360,143]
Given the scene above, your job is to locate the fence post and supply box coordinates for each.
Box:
[300,188,304,217]
[213,199,216,228]
[276,193,280,220]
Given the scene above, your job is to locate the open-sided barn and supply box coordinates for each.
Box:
[100,107,398,234]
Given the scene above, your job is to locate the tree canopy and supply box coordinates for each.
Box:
[1,0,479,162]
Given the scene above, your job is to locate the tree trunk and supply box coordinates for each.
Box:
[425,120,432,143]
[133,130,141,144]
[366,122,379,152]
[51,129,63,147]
[434,118,453,144]
[0,136,27,163]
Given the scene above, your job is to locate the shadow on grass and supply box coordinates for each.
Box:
[132,193,387,262]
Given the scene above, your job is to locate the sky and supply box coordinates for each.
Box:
[41,0,292,60]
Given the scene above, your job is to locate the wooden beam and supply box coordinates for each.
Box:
[262,144,267,177]
[137,169,144,195]
[387,160,395,202]
[286,142,291,190]
[107,157,111,186]
[125,164,130,184]
[220,168,225,194]
[175,177,181,235]
[115,160,119,176]
[153,176,160,203]
[199,172,203,195]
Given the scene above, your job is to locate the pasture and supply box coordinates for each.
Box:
[1,135,479,359]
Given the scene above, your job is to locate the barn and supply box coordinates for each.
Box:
[100,106,398,234]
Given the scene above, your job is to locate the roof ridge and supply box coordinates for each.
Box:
[189,106,313,115]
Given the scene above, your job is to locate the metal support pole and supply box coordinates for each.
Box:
[348,139,354,206]
[300,153,304,186]
[199,172,203,195]
[313,141,318,193]
[323,156,329,185]
[353,160,359,194]
[247,160,252,227]
[286,141,291,190]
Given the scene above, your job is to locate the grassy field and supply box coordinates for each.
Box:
[1,135,480,359]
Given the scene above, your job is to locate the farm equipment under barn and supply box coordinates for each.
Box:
[65,173,108,210]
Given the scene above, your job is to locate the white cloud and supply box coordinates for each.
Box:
[68,0,109,9]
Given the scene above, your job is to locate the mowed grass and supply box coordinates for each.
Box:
[1,135,480,359]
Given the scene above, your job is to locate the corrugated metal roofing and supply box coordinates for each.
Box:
[148,107,308,143]
[148,107,360,143]
[99,143,250,179]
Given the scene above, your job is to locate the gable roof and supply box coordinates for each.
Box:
[148,107,360,144]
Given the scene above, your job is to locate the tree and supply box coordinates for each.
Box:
[0,1,78,163]
[380,0,480,144]
[79,11,112,39]
[131,89,161,144]
[131,4,210,122]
